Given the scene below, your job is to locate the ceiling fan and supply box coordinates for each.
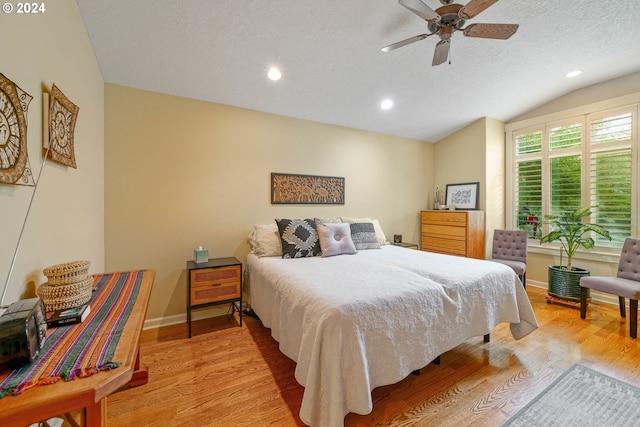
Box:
[382,0,519,66]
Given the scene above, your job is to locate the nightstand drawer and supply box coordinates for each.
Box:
[190,265,240,286]
[189,265,241,305]
[190,280,240,305]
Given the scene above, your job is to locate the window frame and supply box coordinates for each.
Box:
[506,95,639,259]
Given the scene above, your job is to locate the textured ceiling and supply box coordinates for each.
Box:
[77,0,640,142]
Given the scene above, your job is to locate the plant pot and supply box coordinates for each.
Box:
[548,265,590,302]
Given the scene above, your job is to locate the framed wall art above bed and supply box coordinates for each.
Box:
[271,172,344,205]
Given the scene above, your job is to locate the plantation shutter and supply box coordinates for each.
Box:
[549,121,583,217]
[514,129,543,238]
[588,110,634,247]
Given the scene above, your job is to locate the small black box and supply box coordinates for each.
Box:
[0,298,47,370]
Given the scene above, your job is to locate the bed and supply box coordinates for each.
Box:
[247,234,538,427]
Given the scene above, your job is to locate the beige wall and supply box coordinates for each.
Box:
[434,117,506,257]
[434,119,487,209]
[484,117,506,242]
[0,1,104,306]
[104,84,434,324]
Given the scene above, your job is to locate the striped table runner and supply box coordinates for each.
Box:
[0,270,144,398]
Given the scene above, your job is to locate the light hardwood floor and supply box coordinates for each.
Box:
[107,286,640,426]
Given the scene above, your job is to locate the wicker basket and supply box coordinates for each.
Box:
[43,260,91,285]
[37,275,94,311]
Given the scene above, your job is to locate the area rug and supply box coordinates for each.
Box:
[503,364,640,427]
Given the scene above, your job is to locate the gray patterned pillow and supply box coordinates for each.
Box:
[350,222,380,250]
[275,218,321,258]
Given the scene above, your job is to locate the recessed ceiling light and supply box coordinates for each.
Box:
[381,99,393,110]
[566,70,582,78]
[267,67,282,81]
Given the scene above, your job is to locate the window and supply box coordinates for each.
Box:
[588,110,634,246]
[514,129,542,238]
[510,105,637,249]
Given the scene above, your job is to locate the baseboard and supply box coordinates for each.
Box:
[143,305,232,330]
[526,279,621,306]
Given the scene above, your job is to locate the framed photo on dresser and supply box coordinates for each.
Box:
[445,182,479,210]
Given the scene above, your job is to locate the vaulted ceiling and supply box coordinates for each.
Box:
[77,0,640,142]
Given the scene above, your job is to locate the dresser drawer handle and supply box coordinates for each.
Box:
[210,283,222,287]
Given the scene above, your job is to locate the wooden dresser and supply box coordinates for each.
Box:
[420,210,485,259]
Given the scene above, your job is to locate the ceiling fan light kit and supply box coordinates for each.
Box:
[382,0,519,65]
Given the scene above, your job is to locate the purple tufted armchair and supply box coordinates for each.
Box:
[491,229,528,288]
[580,237,640,338]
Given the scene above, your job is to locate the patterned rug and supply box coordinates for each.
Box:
[0,270,144,398]
[503,364,640,427]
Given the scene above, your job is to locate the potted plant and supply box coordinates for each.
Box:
[539,206,611,302]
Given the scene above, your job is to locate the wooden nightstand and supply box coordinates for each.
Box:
[186,257,242,338]
[390,242,419,250]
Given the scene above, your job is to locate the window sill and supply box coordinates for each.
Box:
[528,242,620,265]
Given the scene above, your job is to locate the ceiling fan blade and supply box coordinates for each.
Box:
[381,34,430,52]
[458,0,498,19]
[432,39,450,66]
[398,0,440,22]
[462,23,519,40]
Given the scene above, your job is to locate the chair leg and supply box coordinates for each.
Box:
[630,299,637,339]
[521,272,526,289]
[580,287,588,319]
[619,296,626,318]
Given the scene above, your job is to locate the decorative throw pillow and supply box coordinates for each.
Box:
[341,217,388,245]
[314,217,343,225]
[350,222,381,250]
[317,223,356,257]
[248,224,282,257]
[275,218,321,258]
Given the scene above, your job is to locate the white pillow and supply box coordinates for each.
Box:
[340,217,388,245]
[314,217,343,225]
[248,224,282,257]
[317,223,356,257]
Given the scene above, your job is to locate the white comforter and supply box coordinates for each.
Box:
[247,245,538,427]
